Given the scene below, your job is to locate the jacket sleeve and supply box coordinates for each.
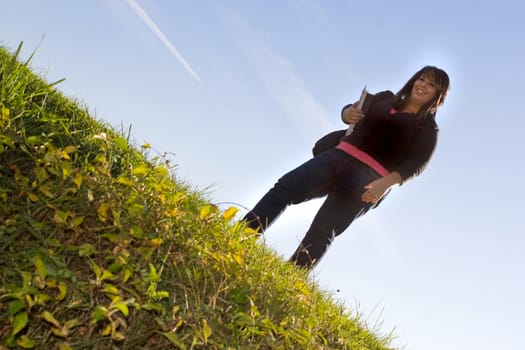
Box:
[394,122,438,183]
[341,103,354,125]
[341,90,394,124]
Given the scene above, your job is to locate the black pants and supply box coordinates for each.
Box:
[244,148,386,268]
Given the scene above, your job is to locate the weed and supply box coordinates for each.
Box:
[0,43,395,349]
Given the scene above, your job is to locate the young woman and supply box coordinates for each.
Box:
[243,66,450,269]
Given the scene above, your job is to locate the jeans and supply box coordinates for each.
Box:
[243,148,386,269]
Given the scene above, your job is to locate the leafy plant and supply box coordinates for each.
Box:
[0,43,395,349]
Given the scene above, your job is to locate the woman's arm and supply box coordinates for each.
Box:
[342,102,365,135]
[342,102,364,124]
[361,171,403,204]
[394,123,438,182]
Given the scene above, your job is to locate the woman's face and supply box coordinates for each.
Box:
[410,74,439,108]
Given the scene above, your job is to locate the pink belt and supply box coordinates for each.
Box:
[336,141,389,177]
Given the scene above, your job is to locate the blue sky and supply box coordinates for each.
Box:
[2,1,524,349]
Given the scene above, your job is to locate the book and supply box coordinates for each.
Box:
[357,86,374,114]
[346,86,374,135]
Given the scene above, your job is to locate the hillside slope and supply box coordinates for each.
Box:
[0,44,394,350]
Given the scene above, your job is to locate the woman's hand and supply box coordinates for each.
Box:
[361,172,403,204]
[342,102,365,124]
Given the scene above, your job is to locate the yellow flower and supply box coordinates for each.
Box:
[0,106,10,127]
[150,238,163,247]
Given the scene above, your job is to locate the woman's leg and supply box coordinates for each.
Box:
[243,150,345,232]
[288,189,372,268]
[289,161,383,268]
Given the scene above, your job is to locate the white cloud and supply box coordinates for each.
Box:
[124,0,205,88]
[222,9,334,134]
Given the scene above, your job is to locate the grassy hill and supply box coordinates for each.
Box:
[0,43,394,350]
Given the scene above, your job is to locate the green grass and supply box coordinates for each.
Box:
[0,43,395,350]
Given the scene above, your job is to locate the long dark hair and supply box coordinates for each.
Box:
[394,66,450,119]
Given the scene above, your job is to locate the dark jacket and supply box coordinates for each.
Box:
[343,91,438,181]
[313,91,438,183]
